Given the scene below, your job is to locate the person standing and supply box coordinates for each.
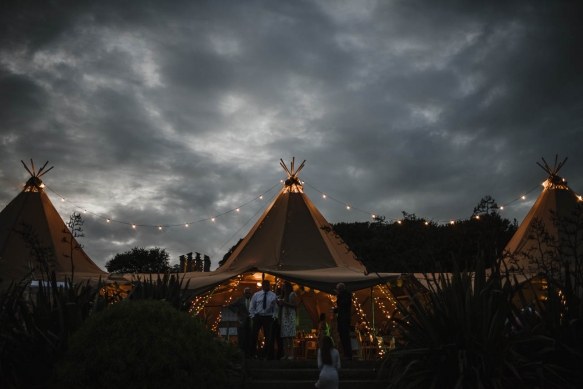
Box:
[227,287,252,358]
[315,336,341,389]
[317,312,331,348]
[277,281,298,360]
[272,286,284,359]
[331,283,352,359]
[249,279,278,359]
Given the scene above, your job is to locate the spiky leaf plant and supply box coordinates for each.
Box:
[383,260,570,389]
[125,271,192,311]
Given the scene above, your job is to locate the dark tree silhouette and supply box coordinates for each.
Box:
[105,247,170,274]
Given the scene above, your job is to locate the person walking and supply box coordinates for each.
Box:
[277,281,298,360]
[227,287,252,358]
[315,336,341,389]
[249,279,278,359]
[331,283,352,359]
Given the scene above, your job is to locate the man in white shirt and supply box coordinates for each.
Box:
[249,279,278,359]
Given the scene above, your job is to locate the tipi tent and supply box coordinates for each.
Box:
[124,159,401,330]
[502,156,582,298]
[0,161,107,284]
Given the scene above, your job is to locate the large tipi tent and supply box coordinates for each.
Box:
[0,161,108,284]
[502,156,582,298]
[124,159,402,330]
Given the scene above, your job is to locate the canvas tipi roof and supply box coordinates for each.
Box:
[139,159,399,295]
[0,161,107,283]
[503,156,583,280]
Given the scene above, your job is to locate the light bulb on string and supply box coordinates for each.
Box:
[522,195,526,200]
[346,205,350,210]
[211,217,215,221]
[158,226,162,230]
[132,224,136,229]
[236,208,240,212]
[260,195,263,199]
[107,219,110,223]
[185,223,189,227]
[323,194,326,198]
[450,220,455,225]
[61,198,65,202]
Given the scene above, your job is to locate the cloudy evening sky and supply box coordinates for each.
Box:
[1,0,582,271]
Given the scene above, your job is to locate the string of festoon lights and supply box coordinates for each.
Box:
[302,180,547,224]
[45,176,558,236]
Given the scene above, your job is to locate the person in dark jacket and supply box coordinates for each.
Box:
[228,287,253,358]
[331,283,352,359]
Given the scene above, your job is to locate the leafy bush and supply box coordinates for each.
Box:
[0,274,107,388]
[382,260,572,389]
[52,300,227,389]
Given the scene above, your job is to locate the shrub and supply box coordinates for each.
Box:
[52,300,227,389]
[382,260,571,389]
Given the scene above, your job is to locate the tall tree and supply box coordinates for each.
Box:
[105,247,170,274]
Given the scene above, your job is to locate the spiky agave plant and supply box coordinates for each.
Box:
[124,271,192,311]
[383,259,569,389]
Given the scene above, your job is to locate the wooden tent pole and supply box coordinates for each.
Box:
[371,286,375,335]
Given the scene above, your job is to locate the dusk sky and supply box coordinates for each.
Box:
[1,0,582,271]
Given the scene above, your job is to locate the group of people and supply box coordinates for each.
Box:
[228,281,353,388]
[227,279,298,360]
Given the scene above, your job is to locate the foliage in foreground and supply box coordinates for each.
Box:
[0,274,108,388]
[52,300,227,389]
[125,271,192,311]
[383,260,577,389]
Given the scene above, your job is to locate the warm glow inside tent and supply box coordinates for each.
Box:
[120,159,403,332]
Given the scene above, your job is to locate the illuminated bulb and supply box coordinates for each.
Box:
[397,220,402,224]
[61,198,65,202]
[83,210,87,213]
[323,194,326,198]
[500,206,504,210]
[132,224,136,229]
[260,195,263,199]
[450,220,455,225]
[212,217,215,221]
[578,195,582,201]
[257,282,262,287]
[185,223,189,227]
[158,226,162,230]
[236,208,240,212]
[521,195,526,200]
[372,214,376,218]
[476,215,480,219]
[280,180,283,182]
[424,221,429,225]
[346,205,350,210]
[107,219,110,223]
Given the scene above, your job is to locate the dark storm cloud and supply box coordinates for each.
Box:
[1,0,581,269]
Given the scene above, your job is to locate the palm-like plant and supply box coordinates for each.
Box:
[383,259,570,389]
